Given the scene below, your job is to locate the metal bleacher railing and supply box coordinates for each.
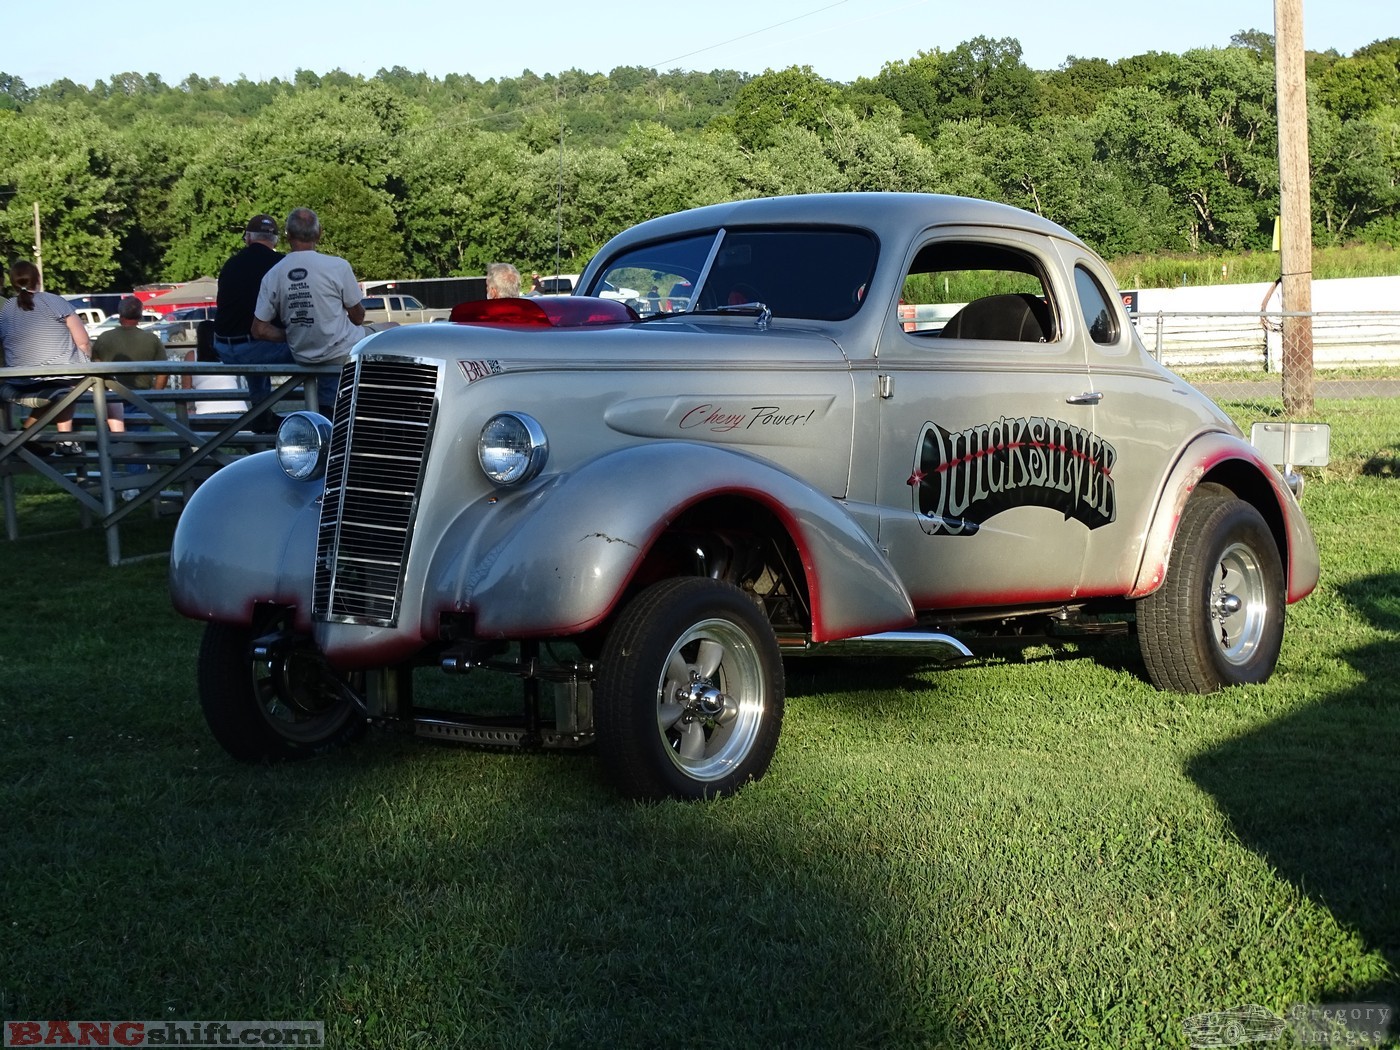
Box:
[1,358,337,565]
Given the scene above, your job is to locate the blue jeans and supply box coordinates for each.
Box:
[308,361,346,416]
[213,337,294,407]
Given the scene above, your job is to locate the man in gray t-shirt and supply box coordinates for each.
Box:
[252,207,378,412]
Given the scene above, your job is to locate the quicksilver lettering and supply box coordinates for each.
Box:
[913,415,1117,536]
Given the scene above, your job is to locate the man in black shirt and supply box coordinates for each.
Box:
[213,214,295,430]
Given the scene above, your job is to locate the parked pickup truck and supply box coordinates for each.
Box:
[76,307,109,333]
[359,293,452,325]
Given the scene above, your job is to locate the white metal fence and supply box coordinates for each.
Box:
[1134,309,1400,373]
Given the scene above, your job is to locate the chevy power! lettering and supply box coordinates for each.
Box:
[910,416,1117,535]
[679,404,817,433]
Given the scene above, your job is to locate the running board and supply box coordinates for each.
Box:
[411,689,595,750]
[413,714,595,749]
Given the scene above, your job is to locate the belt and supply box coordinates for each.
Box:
[215,334,252,345]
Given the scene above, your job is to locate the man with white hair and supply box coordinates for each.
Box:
[485,262,522,299]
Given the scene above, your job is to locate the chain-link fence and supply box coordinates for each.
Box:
[1136,309,1400,480]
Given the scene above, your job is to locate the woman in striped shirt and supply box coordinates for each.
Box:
[0,260,91,455]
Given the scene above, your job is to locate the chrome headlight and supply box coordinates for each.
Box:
[478,412,547,485]
[275,411,333,481]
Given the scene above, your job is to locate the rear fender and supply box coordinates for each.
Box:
[1130,433,1319,602]
[424,442,915,641]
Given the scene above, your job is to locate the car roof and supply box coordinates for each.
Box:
[599,193,1084,251]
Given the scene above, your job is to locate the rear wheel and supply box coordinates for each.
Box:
[1138,487,1285,693]
[198,616,365,762]
[595,577,784,801]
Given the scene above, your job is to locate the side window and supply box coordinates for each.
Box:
[1073,266,1120,345]
[899,241,1056,343]
[362,297,385,310]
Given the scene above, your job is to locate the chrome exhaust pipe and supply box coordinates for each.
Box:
[794,631,974,661]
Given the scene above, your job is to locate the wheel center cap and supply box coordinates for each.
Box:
[680,676,726,717]
[1215,592,1243,618]
[678,672,737,725]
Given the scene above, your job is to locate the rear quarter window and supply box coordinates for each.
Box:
[1073,265,1121,345]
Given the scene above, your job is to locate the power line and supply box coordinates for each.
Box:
[648,0,853,70]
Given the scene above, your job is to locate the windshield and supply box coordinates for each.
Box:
[593,226,877,321]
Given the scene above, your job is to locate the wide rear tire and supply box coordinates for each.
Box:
[595,578,785,801]
[1138,487,1285,693]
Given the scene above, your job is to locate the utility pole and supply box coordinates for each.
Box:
[1275,0,1314,415]
[555,115,565,280]
[32,202,43,289]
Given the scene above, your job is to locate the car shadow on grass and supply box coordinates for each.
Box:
[1,707,957,1047]
[1186,572,1400,1000]
[783,641,1098,696]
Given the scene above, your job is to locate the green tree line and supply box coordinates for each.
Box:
[1,30,1398,293]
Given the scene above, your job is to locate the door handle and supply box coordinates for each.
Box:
[1065,391,1103,405]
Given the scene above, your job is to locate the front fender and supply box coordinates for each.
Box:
[425,442,916,642]
[1129,432,1320,602]
[169,451,320,627]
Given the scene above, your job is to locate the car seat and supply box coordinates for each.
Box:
[940,293,1051,342]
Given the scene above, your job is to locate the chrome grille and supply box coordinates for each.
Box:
[313,357,440,625]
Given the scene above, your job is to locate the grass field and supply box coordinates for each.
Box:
[1,397,1396,1048]
[1108,242,1400,289]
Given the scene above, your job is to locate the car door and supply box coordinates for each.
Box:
[873,227,1110,612]
[1050,242,1234,597]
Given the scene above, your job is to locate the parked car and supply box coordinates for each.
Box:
[359,293,452,325]
[536,273,641,308]
[145,319,202,350]
[88,311,163,335]
[66,293,124,318]
[75,307,109,333]
[169,306,218,323]
[534,273,577,295]
[170,192,1319,801]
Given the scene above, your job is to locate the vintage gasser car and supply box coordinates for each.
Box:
[170,193,1319,801]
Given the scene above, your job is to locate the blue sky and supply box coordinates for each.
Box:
[7,0,1389,89]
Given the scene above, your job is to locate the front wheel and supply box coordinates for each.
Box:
[1137,487,1285,693]
[595,578,785,801]
[198,618,365,762]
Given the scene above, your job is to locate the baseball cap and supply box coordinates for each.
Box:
[245,214,279,234]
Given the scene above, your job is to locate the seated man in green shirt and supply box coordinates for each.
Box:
[91,296,168,432]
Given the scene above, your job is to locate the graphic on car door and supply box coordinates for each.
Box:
[875,231,1107,608]
[911,412,1116,537]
